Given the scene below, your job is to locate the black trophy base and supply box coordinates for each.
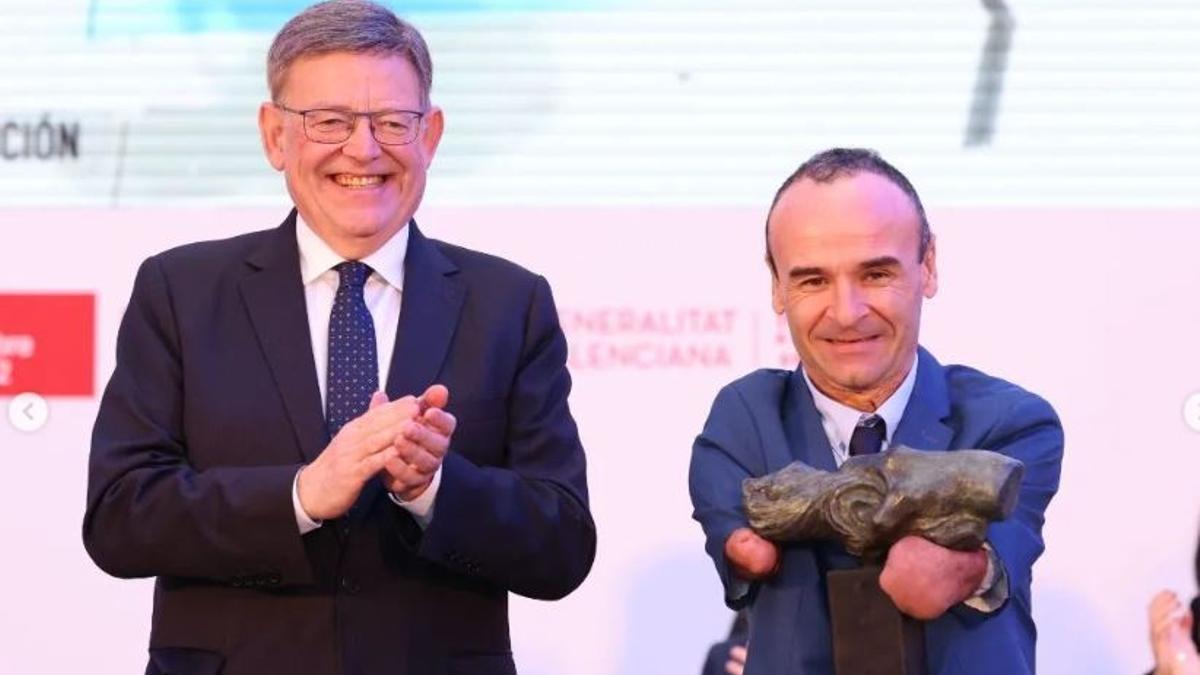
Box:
[827,566,926,675]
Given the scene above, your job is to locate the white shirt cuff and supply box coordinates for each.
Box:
[388,466,442,529]
[963,541,1008,613]
[293,468,323,535]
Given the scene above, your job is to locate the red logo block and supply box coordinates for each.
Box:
[0,294,95,397]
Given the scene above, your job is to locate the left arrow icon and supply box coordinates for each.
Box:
[8,393,48,432]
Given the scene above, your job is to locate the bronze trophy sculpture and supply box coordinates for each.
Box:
[743,446,1024,675]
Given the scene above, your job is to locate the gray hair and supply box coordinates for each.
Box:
[765,148,933,275]
[267,0,433,108]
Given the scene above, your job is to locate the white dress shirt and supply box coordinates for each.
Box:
[290,216,441,534]
[799,355,1003,611]
[802,355,918,468]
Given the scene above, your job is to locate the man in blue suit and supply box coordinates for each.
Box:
[690,148,1063,674]
[84,2,594,674]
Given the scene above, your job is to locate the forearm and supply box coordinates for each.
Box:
[955,393,1063,620]
[417,451,595,600]
[84,458,314,585]
[690,384,770,607]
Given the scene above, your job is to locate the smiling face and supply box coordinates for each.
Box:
[767,171,938,410]
[259,51,443,259]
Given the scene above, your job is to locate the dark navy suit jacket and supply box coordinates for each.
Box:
[689,348,1063,675]
[84,213,596,675]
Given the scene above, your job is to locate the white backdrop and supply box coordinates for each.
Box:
[3,0,1200,672]
[1,205,1198,674]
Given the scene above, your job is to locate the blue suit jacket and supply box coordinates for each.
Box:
[84,213,596,675]
[689,348,1063,675]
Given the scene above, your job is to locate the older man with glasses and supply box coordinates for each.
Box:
[83,2,596,674]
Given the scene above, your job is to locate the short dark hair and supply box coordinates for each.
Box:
[764,148,932,275]
[267,0,433,108]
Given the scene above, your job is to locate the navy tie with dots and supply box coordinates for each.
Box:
[848,414,886,456]
[326,261,378,437]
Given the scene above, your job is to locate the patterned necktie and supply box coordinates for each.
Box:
[848,414,886,456]
[326,261,378,436]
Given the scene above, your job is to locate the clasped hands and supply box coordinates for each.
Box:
[724,527,988,620]
[297,384,457,521]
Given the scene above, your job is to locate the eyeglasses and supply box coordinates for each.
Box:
[274,103,425,146]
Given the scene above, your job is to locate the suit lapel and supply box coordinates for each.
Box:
[781,370,839,472]
[239,210,329,463]
[892,346,955,452]
[385,222,465,398]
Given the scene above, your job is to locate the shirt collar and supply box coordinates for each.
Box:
[295,214,409,290]
[801,353,919,448]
